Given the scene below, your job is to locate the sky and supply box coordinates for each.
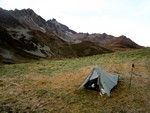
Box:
[0,0,150,46]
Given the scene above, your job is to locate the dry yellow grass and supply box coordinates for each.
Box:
[0,48,150,112]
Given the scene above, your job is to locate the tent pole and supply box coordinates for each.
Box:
[129,64,135,89]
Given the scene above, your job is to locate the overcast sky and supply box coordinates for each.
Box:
[0,0,150,46]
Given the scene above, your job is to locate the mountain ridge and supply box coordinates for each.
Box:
[0,8,142,63]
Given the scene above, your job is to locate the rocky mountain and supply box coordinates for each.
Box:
[0,8,142,63]
[45,18,141,50]
[74,33,141,50]
[0,8,77,63]
[9,8,49,32]
[47,18,77,42]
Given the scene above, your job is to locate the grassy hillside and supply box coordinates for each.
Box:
[0,48,150,112]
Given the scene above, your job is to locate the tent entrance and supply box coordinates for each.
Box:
[84,78,99,91]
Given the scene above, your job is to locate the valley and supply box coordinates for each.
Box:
[0,48,150,112]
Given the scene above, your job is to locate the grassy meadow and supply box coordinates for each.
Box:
[0,48,150,112]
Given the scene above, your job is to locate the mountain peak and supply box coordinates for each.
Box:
[47,18,59,25]
[51,18,57,22]
[12,8,35,16]
[13,8,34,12]
[9,8,47,32]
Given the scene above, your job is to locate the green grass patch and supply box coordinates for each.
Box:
[0,48,150,112]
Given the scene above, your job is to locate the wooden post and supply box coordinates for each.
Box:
[129,64,135,89]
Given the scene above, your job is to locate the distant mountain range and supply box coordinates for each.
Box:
[0,8,142,63]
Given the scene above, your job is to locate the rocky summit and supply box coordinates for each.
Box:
[0,8,142,63]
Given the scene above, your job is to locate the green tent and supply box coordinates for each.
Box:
[78,66,119,96]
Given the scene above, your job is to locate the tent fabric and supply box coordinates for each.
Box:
[78,66,118,96]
